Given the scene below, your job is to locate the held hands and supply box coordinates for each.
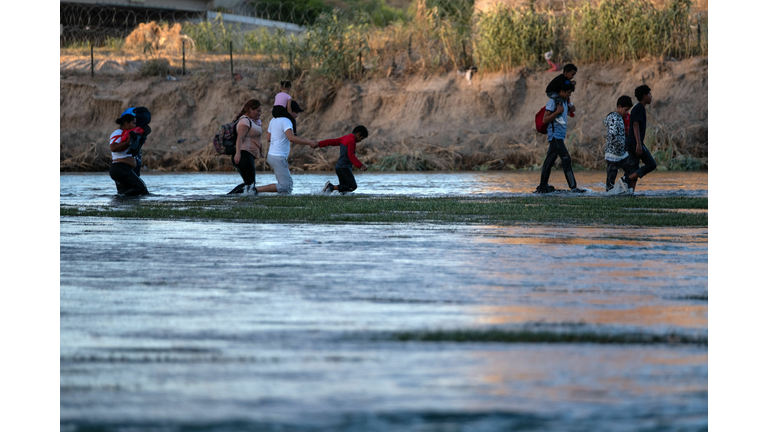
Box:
[360,165,368,171]
[309,140,319,149]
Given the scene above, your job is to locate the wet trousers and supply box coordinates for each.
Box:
[335,166,357,193]
[626,144,657,179]
[605,157,633,191]
[539,138,577,190]
[228,150,256,194]
[109,161,148,196]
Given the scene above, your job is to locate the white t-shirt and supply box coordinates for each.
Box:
[109,129,131,160]
[267,117,294,158]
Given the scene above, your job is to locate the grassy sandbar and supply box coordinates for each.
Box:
[60,195,708,227]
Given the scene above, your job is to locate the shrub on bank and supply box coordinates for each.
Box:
[98,0,706,79]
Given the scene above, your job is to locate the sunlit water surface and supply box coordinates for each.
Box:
[60,170,707,206]
[60,171,707,431]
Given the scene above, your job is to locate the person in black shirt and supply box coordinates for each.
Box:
[620,85,657,193]
[545,63,577,116]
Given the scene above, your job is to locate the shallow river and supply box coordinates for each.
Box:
[60,171,708,431]
[60,170,707,206]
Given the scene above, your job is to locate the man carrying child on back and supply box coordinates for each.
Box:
[536,82,586,194]
[545,63,578,120]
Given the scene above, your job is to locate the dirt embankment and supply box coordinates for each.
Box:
[60,56,707,172]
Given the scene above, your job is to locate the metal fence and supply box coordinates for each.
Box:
[60,1,401,47]
[60,0,708,79]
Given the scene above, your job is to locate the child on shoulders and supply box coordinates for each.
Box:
[545,63,578,117]
[272,80,297,135]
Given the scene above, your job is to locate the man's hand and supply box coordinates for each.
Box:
[635,145,643,156]
[554,104,565,115]
[360,165,368,171]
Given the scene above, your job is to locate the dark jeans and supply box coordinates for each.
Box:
[627,144,657,179]
[335,166,357,193]
[271,105,297,135]
[606,157,632,191]
[540,138,577,189]
[109,161,148,196]
[228,150,256,194]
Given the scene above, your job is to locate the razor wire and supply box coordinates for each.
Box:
[60,0,707,78]
[60,0,420,47]
[60,0,478,78]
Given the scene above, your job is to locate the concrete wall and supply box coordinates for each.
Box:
[475,0,708,14]
[207,11,304,35]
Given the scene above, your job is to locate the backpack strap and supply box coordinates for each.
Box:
[237,116,252,136]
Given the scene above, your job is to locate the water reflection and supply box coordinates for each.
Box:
[60,171,708,206]
[476,304,707,328]
[60,219,707,429]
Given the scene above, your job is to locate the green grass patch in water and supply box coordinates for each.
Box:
[60,195,707,227]
[390,329,707,345]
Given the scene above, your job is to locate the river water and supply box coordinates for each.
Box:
[60,171,708,431]
[60,170,707,206]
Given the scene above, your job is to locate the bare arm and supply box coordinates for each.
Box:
[542,105,564,124]
[110,139,129,152]
[633,121,642,155]
[285,129,317,147]
[234,120,248,164]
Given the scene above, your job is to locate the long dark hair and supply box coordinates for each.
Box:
[233,99,261,123]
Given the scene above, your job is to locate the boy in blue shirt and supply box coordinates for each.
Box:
[535,83,585,193]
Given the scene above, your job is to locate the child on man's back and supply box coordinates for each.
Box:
[545,63,578,119]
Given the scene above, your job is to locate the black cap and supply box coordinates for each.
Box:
[291,100,304,113]
[115,113,135,125]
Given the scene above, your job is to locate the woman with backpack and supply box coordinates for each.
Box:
[228,99,264,194]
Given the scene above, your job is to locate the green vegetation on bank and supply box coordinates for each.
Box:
[389,329,707,345]
[189,0,706,77]
[72,0,706,80]
[60,195,708,226]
